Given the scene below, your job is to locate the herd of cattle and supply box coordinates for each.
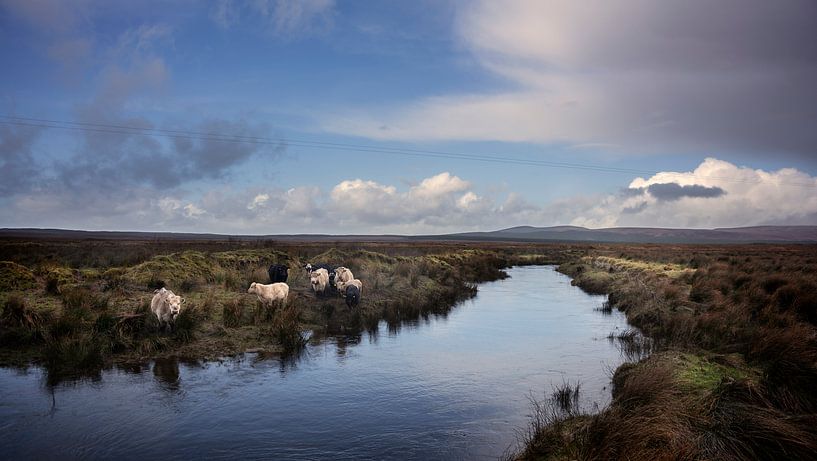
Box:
[150,262,362,330]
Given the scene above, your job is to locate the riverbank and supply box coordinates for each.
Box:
[0,239,568,385]
[514,245,817,460]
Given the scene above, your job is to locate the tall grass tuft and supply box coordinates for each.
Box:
[43,332,104,384]
[551,381,581,414]
[0,296,46,346]
[254,301,277,324]
[270,304,306,354]
[173,305,201,343]
[222,299,243,327]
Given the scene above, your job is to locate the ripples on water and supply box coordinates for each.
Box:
[0,266,635,460]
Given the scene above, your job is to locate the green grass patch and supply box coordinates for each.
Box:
[0,261,37,292]
[675,353,755,392]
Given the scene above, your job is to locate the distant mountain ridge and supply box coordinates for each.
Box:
[0,225,815,244]
[433,225,817,243]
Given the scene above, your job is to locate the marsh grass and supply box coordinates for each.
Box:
[267,303,306,354]
[551,381,581,414]
[594,300,613,315]
[513,245,817,460]
[510,384,586,461]
[222,299,243,328]
[0,296,46,347]
[253,300,278,324]
[607,328,653,362]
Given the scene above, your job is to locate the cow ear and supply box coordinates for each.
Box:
[180,297,185,304]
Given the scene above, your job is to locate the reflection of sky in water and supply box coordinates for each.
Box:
[0,266,633,460]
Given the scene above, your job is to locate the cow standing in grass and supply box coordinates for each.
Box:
[337,278,362,294]
[309,268,330,297]
[268,264,289,283]
[306,263,337,291]
[248,282,289,307]
[150,287,184,332]
[344,284,361,309]
[334,267,354,293]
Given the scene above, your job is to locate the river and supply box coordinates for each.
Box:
[0,266,634,460]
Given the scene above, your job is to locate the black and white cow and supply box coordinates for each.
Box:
[306,263,337,289]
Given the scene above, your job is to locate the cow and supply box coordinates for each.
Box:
[248,282,289,307]
[337,278,362,294]
[150,287,184,331]
[306,263,338,290]
[268,264,289,283]
[309,268,330,296]
[334,266,354,289]
[344,284,360,309]
[306,263,335,275]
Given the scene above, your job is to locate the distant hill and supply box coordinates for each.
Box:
[426,225,817,244]
[0,226,815,244]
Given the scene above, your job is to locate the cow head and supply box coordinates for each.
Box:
[168,294,184,321]
[247,282,257,294]
[305,263,313,274]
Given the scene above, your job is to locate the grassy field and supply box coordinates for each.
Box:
[0,238,569,385]
[514,244,817,460]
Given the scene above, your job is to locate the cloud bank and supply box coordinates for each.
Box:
[2,158,814,233]
[324,0,817,159]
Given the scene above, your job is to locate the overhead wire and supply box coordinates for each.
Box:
[1,115,815,188]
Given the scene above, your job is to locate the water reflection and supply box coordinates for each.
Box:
[152,357,180,391]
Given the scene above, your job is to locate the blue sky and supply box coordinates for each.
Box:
[1,0,816,233]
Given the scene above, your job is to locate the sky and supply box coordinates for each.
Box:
[1,0,816,234]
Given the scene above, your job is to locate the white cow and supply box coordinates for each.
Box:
[247,282,289,307]
[150,287,184,331]
[334,267,354,289]
[337,278,362,295]
[309,268,330,296]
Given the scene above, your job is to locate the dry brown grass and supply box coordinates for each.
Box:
[516,244,817,460]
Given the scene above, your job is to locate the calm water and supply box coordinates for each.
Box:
[0,266,633,460]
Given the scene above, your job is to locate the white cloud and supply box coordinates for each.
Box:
[457,191,479,210]
[248,193,270,210]
[183,203,205,218]
[210,0,335,36]
[2,160,814,233]
[597,158,817,228]
[281,186,322,218]
[264,0,335,35]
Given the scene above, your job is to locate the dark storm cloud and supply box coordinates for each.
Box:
[622,201,648,214]
[0,124,42,195]
[53,117,282,192]
[579,0,817,160]
[172,119,282,180]
[646,183,725,201]
[357,0,817,162]
[601,0,817,160]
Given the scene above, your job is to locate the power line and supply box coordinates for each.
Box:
[1,115,815,188]
[0,115,654,175]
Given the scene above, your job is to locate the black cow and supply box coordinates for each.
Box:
[344,284,360,309]
[268,264,289,283]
